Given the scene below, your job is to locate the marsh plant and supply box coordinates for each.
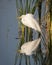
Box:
[14,0,52,65]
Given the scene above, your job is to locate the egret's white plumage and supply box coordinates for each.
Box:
[18,38,41,55]
[18,13,42,55]
[19,14,41,33]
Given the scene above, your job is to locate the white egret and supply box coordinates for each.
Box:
[18,13,41,33]
[18,38,41,55]
[17,13,42,55]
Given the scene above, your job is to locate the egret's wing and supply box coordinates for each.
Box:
[24,38,41,52]
[31,38,41,52]
[25,14,41,32]
[21,38,41,52]
[33,18,41,32]
[21,38,41,55]
[24,14,37,29]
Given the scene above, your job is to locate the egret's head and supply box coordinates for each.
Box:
[17,15,25,20]
[17,15,26,25]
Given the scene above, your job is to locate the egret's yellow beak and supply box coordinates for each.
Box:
[17,49,21,53]
[17,16,22,20]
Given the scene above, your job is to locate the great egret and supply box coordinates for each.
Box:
[18,38,41,55]
[17,13,42,55]
[18,13,41,33]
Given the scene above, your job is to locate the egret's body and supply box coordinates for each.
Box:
[19,14,41,33]
[18,13,42,55]
[18,38,41,55]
